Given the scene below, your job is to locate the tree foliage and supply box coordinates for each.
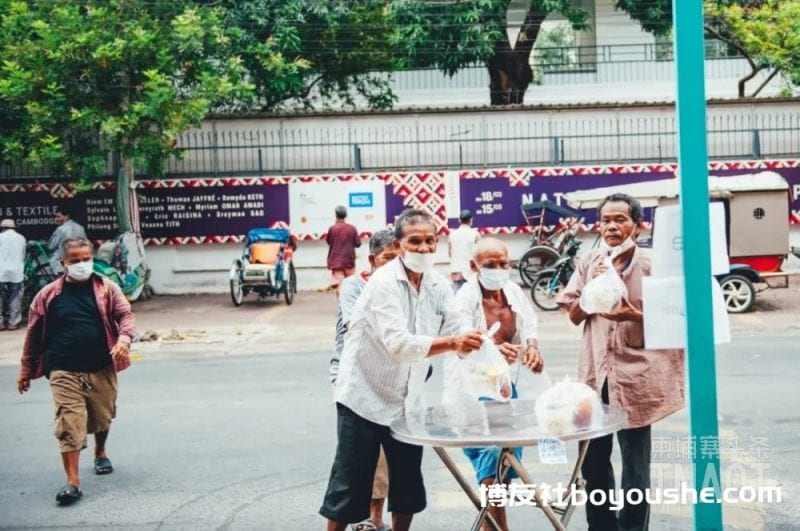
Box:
[217,0,398,111]
[0,0,250,181]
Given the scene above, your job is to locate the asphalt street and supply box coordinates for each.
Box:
[1,331,798,530]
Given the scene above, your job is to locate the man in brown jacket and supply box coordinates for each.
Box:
[17,237,136,506]
[557,194,685,531]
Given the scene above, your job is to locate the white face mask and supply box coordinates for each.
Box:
[401,251,435,274]
[478,268,509,291]
[602,235,636,257]
[66,260,94,281]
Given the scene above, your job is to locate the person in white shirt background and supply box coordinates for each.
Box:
[48,205,87,275]
[320,208,483,531]
[448,209,480,291]
[0,219,27,331]
[444,237,544,531]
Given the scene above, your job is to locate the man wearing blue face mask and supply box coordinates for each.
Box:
[321,209,484,531]
[443,237,543,531]
[17,237,135,506]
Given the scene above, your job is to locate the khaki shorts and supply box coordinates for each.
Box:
[50,365,118,453]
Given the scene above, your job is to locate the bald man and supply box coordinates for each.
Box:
[444,237,543,531]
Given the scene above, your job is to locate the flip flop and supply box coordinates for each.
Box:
[351,520,377,531]
[94,457,113,475]
[55,484,82,505]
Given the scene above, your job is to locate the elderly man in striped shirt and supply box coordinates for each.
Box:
[320,209,483,531]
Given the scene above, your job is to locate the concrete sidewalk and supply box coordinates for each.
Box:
[2,277,798,366]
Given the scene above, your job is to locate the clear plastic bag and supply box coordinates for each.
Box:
[579,253,628,314]
[462,323,513,402]
[534,377,603,436]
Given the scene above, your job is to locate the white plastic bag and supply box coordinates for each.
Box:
[535,377,603,436]
[462,323,513,402]
[579,252,628,314]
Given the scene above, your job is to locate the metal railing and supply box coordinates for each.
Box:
[2,110,799,180]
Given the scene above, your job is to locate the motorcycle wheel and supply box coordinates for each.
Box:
[530,271,565,311]
[518,246,560,288]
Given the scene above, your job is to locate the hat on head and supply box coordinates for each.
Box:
[0,219,15,229]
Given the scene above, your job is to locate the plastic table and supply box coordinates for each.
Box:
[391,399,627,531]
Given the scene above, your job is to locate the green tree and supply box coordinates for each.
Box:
[0,0,251,184]
[216,0,399,111]
[389,0,588,105]
[707,0,800,96]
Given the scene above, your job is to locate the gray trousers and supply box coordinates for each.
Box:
[0,282,23,328]
[582,380,652,531]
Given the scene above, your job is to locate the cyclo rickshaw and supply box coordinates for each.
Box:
[562,171,797,313]
[229,228,297,306]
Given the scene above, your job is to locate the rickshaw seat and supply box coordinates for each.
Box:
[249,242,281,265]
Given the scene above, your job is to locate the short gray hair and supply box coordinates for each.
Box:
[62,237,93,254]
[473,237,507,259]
[394,209,436,240]
[369,229,394,255]
[335,205,347,219]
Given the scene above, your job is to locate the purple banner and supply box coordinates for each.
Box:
[137,184,288,240]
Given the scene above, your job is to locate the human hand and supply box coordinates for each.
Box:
[591,256,608,279]
[521,345,544,373]
[600,298,643,323]
[497,342,521,365]
[16,373,30,394]
[452,331,483,354]
[111,341,130,364]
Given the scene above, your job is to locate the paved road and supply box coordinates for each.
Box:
[1,332,798,530]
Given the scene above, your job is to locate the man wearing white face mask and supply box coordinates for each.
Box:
[557,194,684,531]
[17,237,135,506]
[321,209,483,531]
[443,237,543,531]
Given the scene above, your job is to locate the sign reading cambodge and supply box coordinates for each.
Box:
[1,160,798,245]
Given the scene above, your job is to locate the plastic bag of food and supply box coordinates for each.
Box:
[534,377,603,436]
[462,323,513,402]
[579,253,628,314]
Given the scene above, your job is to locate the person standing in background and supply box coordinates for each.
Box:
[326,206,361,293]
[0,219,26,331]
[48,205,87,275]
[448,209,480,291]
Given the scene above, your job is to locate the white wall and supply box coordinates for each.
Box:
[145,227,800,294]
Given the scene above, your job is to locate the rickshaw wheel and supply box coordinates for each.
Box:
[283,263,296,305]
[518,246,560,288]
[230,263,244,306]
[719,274,755,313]
[530,271,563,311]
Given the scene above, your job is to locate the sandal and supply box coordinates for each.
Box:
[94,457,113,475]
[351,520,377,531]
[55,484,82,505]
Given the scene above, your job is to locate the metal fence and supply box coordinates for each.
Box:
[3,109,799,180]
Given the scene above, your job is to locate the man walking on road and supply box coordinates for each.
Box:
[326,206,361,293]
[17,237,135,506]
[321,209,482,531]
[0,219,26,331]
[48,205,87,275]
[556,194,684,531]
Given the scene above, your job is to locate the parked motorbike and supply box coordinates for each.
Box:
[529,238,582,311]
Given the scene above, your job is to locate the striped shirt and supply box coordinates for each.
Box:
[330,272,368,383]
[335,257,465,426]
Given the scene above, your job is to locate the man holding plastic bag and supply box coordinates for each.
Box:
[444,238,543,531]
[321,209,484,531]
[556,194,685,531]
